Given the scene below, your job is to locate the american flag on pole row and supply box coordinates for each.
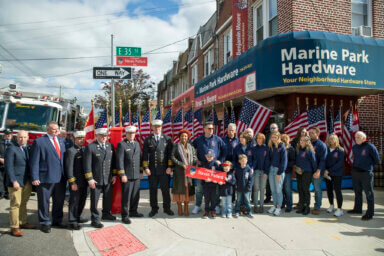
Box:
[123,111,130,127]
[131,109,141,146]
[191,108,203,141]
[334,107,342,136]
[342,107,354,166]
[95,109,108,129]
[184,108,193,135]
[207,108,220,136]
[221,107,230,137]
[284,111,309,141]
[154,109,161,120]
[173,109,183,143]
[307,105,327,134]
[327,107,334,134]
[230,107,236,124]
[162,107,173,138]
[236,97,272,135]
[114,111,120,127]
[140,110,151,146]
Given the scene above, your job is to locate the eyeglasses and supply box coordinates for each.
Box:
[270,127,277,130]
[206,127,214,130]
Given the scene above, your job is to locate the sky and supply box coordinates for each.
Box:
[0,0,216,112]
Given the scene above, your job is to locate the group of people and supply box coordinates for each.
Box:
[2,117,380,237]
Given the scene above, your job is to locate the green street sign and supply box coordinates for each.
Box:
[116,47,141,57]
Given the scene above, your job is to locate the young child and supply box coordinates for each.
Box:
[219,161,236,218]
[201,149,220,219]
[234,154,254,218]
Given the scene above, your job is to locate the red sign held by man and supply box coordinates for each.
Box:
[185,165,226,184]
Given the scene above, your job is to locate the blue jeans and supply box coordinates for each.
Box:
[268,166,285,207]
[282,172,292,210]
[253,170,267,207]
[312,176,323,210]
[235,192,251,213]
[195,179,203,207]
[221,195,233,215]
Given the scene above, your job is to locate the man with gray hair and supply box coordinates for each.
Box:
[222,123,239,163]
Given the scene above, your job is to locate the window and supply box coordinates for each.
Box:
[182,73,188,91]
[351,0,372,27]
[170,85,175,101]
[204,48,214,77]
[269,0,277,36]
[253,3,264,45]
[224,29,232,64]
[191,63,198,85]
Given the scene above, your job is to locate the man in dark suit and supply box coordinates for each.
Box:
[64,131,88,230]
[60,129,74,150]
[0,128,14,200]
[30,121,67,233]
[142,119,174,217]
[116,126,143,224]
[84,128,116,228]
[6,130,36,236]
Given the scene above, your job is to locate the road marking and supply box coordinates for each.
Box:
[304,218,342,241]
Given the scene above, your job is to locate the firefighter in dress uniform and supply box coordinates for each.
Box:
[84,128,116,228]
[64,131,88,230]
[142,119,174,217]
[116,125,144,224]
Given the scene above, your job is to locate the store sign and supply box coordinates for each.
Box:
[232,0,248,58]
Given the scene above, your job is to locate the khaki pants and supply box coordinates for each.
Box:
[8,181,32,228]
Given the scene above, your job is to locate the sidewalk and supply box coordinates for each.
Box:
[1,188,383,256]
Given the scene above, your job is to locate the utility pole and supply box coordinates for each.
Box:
[111,34,115,126]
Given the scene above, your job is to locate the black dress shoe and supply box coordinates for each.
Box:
[129,212,144,218]
[52,223,67,229]
[102,214,116,221]
[148,210,158,217]
[122,217,131,224]
[77,217,89,223]
[68,223,81,230]
[362,215,373,221]
[302,207,310,215]
[164,209,174,216]
[4,193,9,200]
[91,222,104,228]
[347,209,363,214]
[264,198,271,204]
[40,225,51,233]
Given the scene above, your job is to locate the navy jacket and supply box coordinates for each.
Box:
[233,143,255,169]
[222,136,239,162]
[201,160,221,189]
[325,147,344,176]
[30,135,66,183]
[286,146,296,173]
[268,142,287,175]
[252,144,269,174]
[193,135,227,164]
[235,165,253,192]
[5,142,30,187]
[219,171,236,196]
[312,139,327,174]
[296,148,317,172]
[352,142,379,172]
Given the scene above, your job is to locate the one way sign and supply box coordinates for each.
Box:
[93,67,131,79]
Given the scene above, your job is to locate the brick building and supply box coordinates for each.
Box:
[157,0,384,186]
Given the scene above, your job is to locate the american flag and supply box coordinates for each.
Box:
[162,107,173,138]
[114,111,121,127]
[123,111,130,127]
[191,108,203,141]
[342,107,354,166]
[221,107,230,137]
[236,97,272,135]
[291,108,299,121]
[95,109,108,129]
[184,108,193,135]
[131,109,141,145]
[173,109,183,143]
[230,107,236,124]
[207,108,220,136]
[154,109,161,120]
[327,107,334,134]
[284,111,309,141]
[307,105,327,134]
[334,107,342,136]
[140,110,151,146]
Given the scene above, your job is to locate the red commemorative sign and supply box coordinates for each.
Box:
[185,165,226,184]
[232,0,248,58]
[116,56,148,66]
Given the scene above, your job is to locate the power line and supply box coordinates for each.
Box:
[0,43,39,76]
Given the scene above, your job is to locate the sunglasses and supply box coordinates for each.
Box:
[206,127,214,130]
[270,127,277,130]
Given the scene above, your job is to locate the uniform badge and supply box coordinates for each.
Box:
[232,142,238,148]
[245,172,249,179]
[247,150,252,156]
[211,141,215,147]
[264,151,267,157]
[96,153,101,156]
[362,149,366,156]
[227,175,232,181]
[301,152,306,158]
[333,152,338,158]
[126,149,131,151]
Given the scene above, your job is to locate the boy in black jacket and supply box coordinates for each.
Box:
[234,154,254,218]
[219,161,236,218]
[201,149,220,219]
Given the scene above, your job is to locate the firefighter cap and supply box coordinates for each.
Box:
[73,131,86,138]
[152,119,163,126]
[95,128,108,135]
[125,126,137,133]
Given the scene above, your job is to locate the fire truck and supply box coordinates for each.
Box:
[0,85,86,143]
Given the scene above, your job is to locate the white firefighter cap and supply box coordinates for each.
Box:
[125,126,137,133]
[73,131,86,138]
[152,119,163,126]
[95,128,108,135]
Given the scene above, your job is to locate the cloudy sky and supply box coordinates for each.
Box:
[0,0,216,111]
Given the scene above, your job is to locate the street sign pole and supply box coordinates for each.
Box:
[111,34,115,127]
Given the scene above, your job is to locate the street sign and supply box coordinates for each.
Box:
[93,67,131,79]
[116,56,148,67]
[116,47,141,57]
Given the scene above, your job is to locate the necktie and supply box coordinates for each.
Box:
[53,137,61,159]
[22,146,28,159]
[102,144,106,150]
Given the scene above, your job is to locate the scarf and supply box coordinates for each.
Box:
[177,142,193,185]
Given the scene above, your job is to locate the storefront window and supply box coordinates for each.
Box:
[269,0,278,36]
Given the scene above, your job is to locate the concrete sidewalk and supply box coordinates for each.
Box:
[1,188,384,256]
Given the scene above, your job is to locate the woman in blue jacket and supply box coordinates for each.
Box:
[267,132,287,216]
[324,135,345,217]
[233,132,254,170]
[295,136,316,215]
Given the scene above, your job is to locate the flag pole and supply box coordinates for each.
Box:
[170,100,174,141]
[91,99,96,138]
[138,100,142,141]
[305,97,309,110]
[192,100,194,137]
[106,100,110,130]
[148,101,152,130]
[314,98,317,106]
[160,99,164,119]
[128,99,131,125]
[296,97,300,114]
[182,100,185,129]
[119,99,122,127]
